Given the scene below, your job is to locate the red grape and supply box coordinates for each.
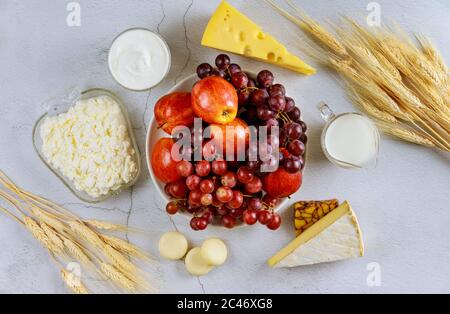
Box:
[166,201,179,215]
[211,68,226,78]
[164,184,172,197]
[212,160,228,175]
[215,54,231,70]
[238,91,250,106]
[176,161,194,177]
[285,122,303,140]
[221,215,236,229]
[257,70,274,88]
[250,89,269,107]
[197,63,213,79]
[228,207,244,218]
[221,171,237,188]
[200,193,213,206]
[227,190,244,209]
[267,213,282,230]
[268,95,286,112]
[269,84,286,97]
[232,72,249,89]
[300,134,308,144]
[299,121,307,132]
[195,160,211,177]
[186,175,201,191]
[168,180,188,198]
[228,63,241,76]
[216,186,233,203]
[237,166,254,184]
[189,190,202,204]
[247,78,257,88]
[248,198,263,211]
[190,218,199,231]
[201,208,214,224]
[195,218,208,231]
[243,209,258,225]
[288,140,306,157]
[258,210,274,225]
[288,107,301,122]
[247,160,260,171]
[216,205,229,216]
[257,105,275,121]
[200,179,215,194]
[245,177,262,194]
[262,195,279,209]
[284,97,296,113]
[284,155,302,173]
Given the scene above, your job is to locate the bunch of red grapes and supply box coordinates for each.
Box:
[165,54,307,231]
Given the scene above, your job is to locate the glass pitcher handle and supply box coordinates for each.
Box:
[318,101,336,123]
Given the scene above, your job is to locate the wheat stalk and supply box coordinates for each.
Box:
[100,263,136,293]
[84,219,128,232]
[376,123,435,147]
[68,221,106,249]
[61,269,88,294]
[24,217,62,255]
[0,170,157,294]
[267,2,449,152]
[41,223,65,253]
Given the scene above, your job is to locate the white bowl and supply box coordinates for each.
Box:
[146,73,291,222]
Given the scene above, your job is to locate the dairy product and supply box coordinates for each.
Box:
[108,28,171,91]
[40,95,138,198]
[324,114,379,168]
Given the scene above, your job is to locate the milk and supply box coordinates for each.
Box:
[323,114,379,168]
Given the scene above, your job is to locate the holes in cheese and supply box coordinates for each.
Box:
[239,31,246,42]
[185,247,215,276]
[201,238,228,266]
[159,231,188,260]
[201,1,316,75]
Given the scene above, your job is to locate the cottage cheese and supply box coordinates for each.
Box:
[40,95,138,198]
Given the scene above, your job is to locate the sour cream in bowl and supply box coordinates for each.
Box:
[108,28,171,91]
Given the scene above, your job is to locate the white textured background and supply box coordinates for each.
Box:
[0,0,449,294]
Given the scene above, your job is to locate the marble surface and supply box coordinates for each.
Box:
[0,0,449,294]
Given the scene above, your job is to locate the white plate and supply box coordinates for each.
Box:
[146,73,290,222]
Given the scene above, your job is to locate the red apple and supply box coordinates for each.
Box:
[154,92,195,135]
[191,76,238,125]
[209,118,250,156]
[262,168,302,198]
[151,138,182,184]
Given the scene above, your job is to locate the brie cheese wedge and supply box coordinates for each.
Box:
[268,201,364,267]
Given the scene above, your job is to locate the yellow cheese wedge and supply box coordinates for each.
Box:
[201,1,316,75]
[268,201,364,267]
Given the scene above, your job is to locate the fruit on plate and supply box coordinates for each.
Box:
[209,118,250,155]
[201,238,228,266]
[201,1,316,75]
[151,138,182,184]
[294,200,339,236]
[268,201,364,267]
[262,168,302,198]
[191,76,238,125]
[185,247,215,276]
[154,92,195,134]
[159,231,189,260]
[155,54,308,231]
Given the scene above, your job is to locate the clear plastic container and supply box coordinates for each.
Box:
[32,87,142,203]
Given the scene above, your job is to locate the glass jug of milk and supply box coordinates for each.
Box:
[318,102,380,169]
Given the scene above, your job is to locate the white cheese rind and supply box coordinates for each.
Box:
[275,211,363,267]
[40,95,137,198]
